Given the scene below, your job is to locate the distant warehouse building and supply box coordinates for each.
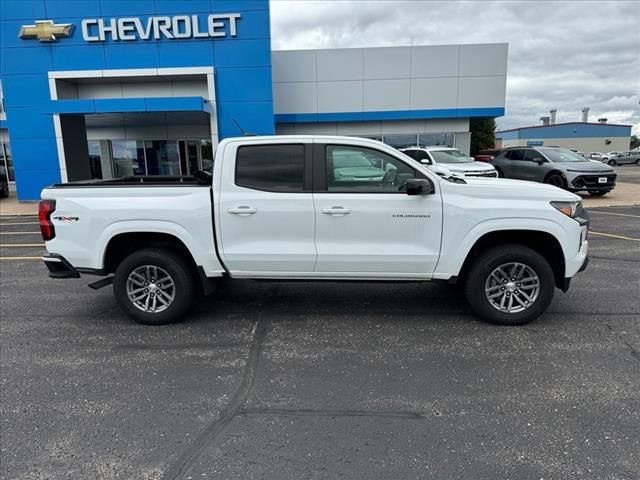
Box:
[496,122,632,153]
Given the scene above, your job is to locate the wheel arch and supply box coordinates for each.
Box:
[456,229,566,290]
[543,169,566,183]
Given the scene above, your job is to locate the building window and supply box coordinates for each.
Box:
[382,134,419,149]
[418,133,454,147]
[88,141,103,179]
[360,133,455,149]
[112,140,146,177]
[0,140,14,182]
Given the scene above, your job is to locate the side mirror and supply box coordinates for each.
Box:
[405,178,435,196]
[419,158,432,165]
[533,158,545,165]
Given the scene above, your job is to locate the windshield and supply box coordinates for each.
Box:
[430,149,474,164]
[538,148,588,162]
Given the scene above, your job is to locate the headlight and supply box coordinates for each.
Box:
[551,200,582,218]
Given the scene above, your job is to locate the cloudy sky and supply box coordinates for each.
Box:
[270,0,640,134]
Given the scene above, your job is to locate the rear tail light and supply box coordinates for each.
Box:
[39,200,56,241]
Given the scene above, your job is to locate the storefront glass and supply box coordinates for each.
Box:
[112,140,146,177]
[0,140,15,181]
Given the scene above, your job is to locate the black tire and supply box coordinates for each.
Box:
[636,159,640,166]
[608,159,617,166]
[588,190,608,196]
[545,173,566,189]
[113,248,196,325]
[464,244,555,326]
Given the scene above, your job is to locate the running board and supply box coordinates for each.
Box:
[88,276,114,290]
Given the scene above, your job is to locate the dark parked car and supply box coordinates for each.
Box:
[0,166,10,198]
[491,146,616,196]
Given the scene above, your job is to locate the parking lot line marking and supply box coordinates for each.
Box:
[590,211,640,219]
[0,232,41,235]
[0,256,42,260]
[0,222,39,226]
[590,231,640,242]
[0,244,44,247]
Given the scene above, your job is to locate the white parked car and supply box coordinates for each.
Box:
[400,146,498,178]
[40,136,589,326]
[588,152,608,161]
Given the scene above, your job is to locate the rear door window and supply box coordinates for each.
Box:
[235,144,305,192]
[506,149,527,161]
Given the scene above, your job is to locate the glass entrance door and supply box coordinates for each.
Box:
[178,140,203,175]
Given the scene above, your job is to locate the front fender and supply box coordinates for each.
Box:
[434,217,570,278]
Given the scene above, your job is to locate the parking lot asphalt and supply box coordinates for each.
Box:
[614,164,640,185]
[1,207,639,480]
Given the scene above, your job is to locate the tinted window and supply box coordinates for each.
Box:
[538,148,587,163]
[524,150,545,162]
[402,150,418,159]
[414,150,430,161]
[506,149,527,161]
[236,144,305,192]
[326,145,416,193]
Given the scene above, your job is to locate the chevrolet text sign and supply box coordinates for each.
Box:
[81,14,241,42]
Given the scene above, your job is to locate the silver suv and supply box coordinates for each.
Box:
[491,147,616,196]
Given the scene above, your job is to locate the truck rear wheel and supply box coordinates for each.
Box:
[464,245,555,326]
[113,248,195,325]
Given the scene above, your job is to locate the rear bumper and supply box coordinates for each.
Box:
[42,254,80,279]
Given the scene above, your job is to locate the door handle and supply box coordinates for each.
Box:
[322,206,351,216]
[228,206,257,215]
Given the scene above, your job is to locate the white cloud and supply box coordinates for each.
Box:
[270,0,640,134]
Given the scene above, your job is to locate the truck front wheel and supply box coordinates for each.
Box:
[113,248,196,325]
[464,245,555,325]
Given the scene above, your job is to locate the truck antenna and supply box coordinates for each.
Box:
[232,118,256,136]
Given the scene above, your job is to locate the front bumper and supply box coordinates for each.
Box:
[569,172,617,191]
[562,255,589,292]
[42,254,80,279]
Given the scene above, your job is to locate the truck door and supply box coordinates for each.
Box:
[217,141,316,275]
[312,143,443,276]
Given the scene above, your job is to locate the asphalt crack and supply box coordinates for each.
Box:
[162,286,279,480]
[239,407,425,419]
[605,322,640,363]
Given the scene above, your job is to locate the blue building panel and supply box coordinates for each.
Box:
[1,74,52,108]
[0,0,46,21]
[217,101,275,136]
[158,41,215,68]
[214,38,271,67]
[44,0,102,18]
[1,0,275,199]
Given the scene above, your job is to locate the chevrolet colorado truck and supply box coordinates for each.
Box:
[39,136,589,326]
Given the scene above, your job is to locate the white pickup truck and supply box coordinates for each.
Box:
[40,135,589,326]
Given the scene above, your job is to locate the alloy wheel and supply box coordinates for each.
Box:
[484,262,540,313]
[126,265,175,313]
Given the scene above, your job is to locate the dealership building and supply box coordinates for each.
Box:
[0,0,508,200]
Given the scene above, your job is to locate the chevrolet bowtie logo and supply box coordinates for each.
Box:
[19,20,73,42]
